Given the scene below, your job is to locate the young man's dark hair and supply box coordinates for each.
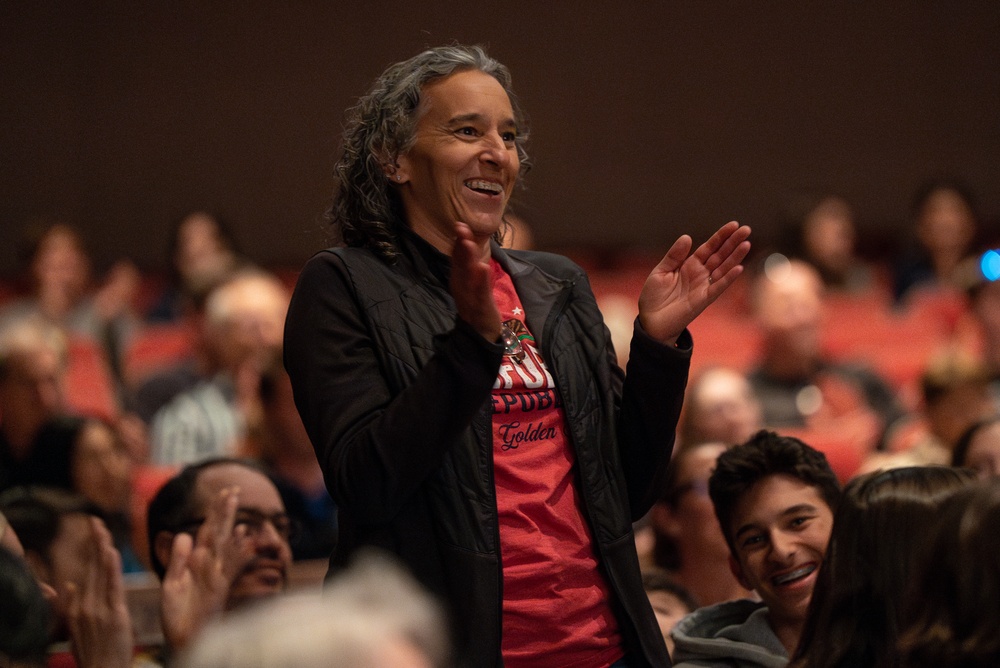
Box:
[708,430,841,559]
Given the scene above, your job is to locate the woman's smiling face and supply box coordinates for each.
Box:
[395,69,521,255]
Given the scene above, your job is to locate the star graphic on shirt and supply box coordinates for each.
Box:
[512,307,523,316]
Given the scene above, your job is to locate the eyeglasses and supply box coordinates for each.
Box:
[501,322,525,364]
[176,509,299,542]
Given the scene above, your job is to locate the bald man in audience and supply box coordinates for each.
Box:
[147,457,294,652]
[149,271,290,465]
[0,318,81,493]
[747,258,904,453]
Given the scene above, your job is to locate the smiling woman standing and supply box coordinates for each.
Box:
[283,45,751,668]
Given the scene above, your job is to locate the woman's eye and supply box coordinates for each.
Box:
[457,127,477,136]
[502,131,517,143]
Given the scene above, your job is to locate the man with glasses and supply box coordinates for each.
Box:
[146,457,294,652]
[648,441,752,609]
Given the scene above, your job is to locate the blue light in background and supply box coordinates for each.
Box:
[982,250,1000,282]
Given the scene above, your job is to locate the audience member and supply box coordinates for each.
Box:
[897,480,1000,667]
[148,271,289,465]
[176,550,449,668]
[748,257,905,455]
[0,318,80,493]
[0,220,140,391]
[251,353,337,561]
[146,457,293,652]
[648,441,753,607]
[283,44,750,668]
[70,416,145,571]
[641,568,698,657]
[790,466,973,668]
[680,366,764,448]
[0,506,135,668]
[867,350,993,471]
[779,193,880,296]
[893,179,979,306]
[0,488,102,640]
[671,430,840,666]
[951,415,1000,478]
[147,211,250,324]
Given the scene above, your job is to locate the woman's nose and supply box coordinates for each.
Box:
[480,132,511,167]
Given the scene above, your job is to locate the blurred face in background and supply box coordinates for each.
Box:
[72,419,132,513]
[916,187,975,261]
[31,225,91,317]
[175,212,238,294]
[802,197,856,277]
[658,443,732,562]
[685,368,763,446]
[27,512,94,619]
[647,588,693,655]
[754,260,825,360]
[0,345,65,439]
[204,274,289,373]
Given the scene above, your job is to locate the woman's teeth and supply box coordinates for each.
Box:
[465,179,502,195]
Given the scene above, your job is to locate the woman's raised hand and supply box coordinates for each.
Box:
[638,221,751,345]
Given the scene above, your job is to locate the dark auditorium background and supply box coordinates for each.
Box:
[2,2,998,276]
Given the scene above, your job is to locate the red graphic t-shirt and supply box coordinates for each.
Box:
[489,259,623,668]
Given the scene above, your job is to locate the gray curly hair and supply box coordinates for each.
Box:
[328,45,531,260]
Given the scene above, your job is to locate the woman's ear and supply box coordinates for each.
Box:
[384,159,408,184]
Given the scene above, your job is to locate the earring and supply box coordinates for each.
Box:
[396,175,401,181]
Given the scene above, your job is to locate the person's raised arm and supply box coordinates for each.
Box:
[64,517,133,668]
[618,221,751,516]
[160,487,254,653]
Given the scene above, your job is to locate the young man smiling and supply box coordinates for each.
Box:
[670,430,840,667]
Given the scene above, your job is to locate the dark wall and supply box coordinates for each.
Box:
[2,2,998,275]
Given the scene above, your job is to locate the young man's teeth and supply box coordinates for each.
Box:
[773,564,816,585]
[466,180,502,194]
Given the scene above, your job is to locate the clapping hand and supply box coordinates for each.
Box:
[160,486,255,651]
[450,221,503,342]
[64,517,134,668]
[638,221,752,345]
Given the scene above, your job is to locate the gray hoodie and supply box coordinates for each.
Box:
[670,599,788,668]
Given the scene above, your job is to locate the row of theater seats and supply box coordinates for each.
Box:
[39,259,973,434]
